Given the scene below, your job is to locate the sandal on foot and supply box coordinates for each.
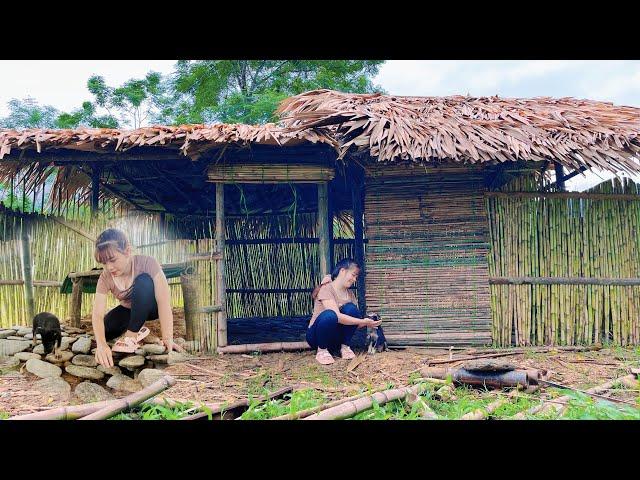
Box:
[340,344,356,360]
[112,336,140,353]
[316,348,335,365]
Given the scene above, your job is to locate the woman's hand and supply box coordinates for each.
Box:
[95,343,114,368]
[361,317,382,328]
[161,338,186,354]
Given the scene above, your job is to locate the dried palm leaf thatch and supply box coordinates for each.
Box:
[277,90,640,174]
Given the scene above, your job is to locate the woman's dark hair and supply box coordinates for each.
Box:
[331,258,360,281]
[312,258,360,300]
[94,228,130,263]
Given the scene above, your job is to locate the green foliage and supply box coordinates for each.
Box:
[86,72,170,128]
[172,60,385,124]
[0,97,60,128]
[0,411,9,420]
[240,388,326,420]
[108,400,196,420]
[557,391,640,420]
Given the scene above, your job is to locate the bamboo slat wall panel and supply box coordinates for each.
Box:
[487,176,640,346]
[0,209,192,328]
[364,165,492,347]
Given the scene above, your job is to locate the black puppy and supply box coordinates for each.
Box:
[32,312,62,359]
[366,314,388,354]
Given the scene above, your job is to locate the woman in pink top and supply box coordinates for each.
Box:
[91,228,182,368]
[307,258,381,365]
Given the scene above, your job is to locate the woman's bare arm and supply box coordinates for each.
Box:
[320,298,373,326]
[91,293,108,345]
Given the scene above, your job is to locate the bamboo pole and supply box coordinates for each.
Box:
[271,390,381,420]
[69,278,84,328]
[460,397,510,420]
[215,183,227,349]
[20,220,35,322]
[217,341,310,354]
[10,399,122,420]
[317,182,330,277]
[79,375,176,420]
[304,383,429,420]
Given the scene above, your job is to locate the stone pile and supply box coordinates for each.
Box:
[0,324,190,403]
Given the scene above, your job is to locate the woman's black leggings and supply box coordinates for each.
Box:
[306,302,361,352]
[104,273,159,341]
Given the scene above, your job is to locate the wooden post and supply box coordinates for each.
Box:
[327,181,334,270]
[91,165,101,215]
[216,183,227,348]
[180,272,198,341]
[70,278,84,328]
[20,220,35,322]
[352,169,366,314]
[554,162,565,192]
[317,182,330,277]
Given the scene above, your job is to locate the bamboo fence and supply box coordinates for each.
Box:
[487,175,640,346]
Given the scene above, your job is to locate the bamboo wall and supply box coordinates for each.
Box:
[364,165,492,347]
[487,176,640,347]
[0,209,194,328]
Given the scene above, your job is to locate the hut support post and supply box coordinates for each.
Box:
[216,183,227,348]
[20,220,35,322]
[91,165,101,215]
[70,278,84,328]
[351,168,366,314]
[554,162,565,191]
[327,182,334,270]
[317,182,330,277]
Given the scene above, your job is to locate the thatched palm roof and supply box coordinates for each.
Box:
[277,90,640,174]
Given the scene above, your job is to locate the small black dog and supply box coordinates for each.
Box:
[32,312,62,359]
[366,314,388,354]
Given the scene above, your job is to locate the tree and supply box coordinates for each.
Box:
[86,72,171,128]
[0,97,60,129]
[55,101,119,129]
[170,60,385,124]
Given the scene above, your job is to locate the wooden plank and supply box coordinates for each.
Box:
[216,183,227,348]
[207,164,335,183]
[317,182,330,277]
[70,278,84,328]
[0,280,63,287]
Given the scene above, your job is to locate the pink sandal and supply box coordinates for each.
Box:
[112,336,140,353]
[135,327,150,343]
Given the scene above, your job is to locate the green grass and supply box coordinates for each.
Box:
[109,400,199,420]
[0,412,9,420]
[239,388,327,419]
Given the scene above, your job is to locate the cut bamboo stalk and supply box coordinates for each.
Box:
[460,397,510,420]
[9,399,122,420]
[271,390,380,420]
[20,221,35,322]
[217,341,311,354]
[79,375,176,420]
[215,183,227,348]
[304,383,429,420]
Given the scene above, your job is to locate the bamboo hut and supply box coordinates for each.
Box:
[2,89,640,351]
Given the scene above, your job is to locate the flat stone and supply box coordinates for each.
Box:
[6,336,26,341]
[0,330,18,339]
[23,333,41,340]
[61,331,69,337]
[135,348,145,355]
[60,337,77,351]
[10,325,23,331]
[25,359,62,378]
[97,365,121,376]
[119,355,145,370]
[0,356,20,375]
[64,326,86,334]
[15,352,41,362]
[167,351,191,365]
[143,334,160,345]
[74,381,114,403]
[106,374,143,393]
[71,336,92,354]
[72,354,97,368]
[0,339,32,356]
[65,365,104,381]
[146,354,168,364]
[33,344,46,355]
[137,368,166,387]
[174,337,186,345]
[16,327,32,336]
[34,377,71,400]
[45,351,74,364]
[142,344,166,355]
[462,359,516,372]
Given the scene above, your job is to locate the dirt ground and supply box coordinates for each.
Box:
[2,338,639,417]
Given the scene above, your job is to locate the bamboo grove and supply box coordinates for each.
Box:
[487,176,640,347]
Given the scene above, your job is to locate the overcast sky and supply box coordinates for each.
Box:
[1,60,639,190]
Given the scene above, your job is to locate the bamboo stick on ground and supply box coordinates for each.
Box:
[460,397,510,420]
[217,341,311,354]
[271,390,382,420]
[79,375,176,420]
[10,399,122,420]
[304,383,430,420]
[512,373,637,418]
